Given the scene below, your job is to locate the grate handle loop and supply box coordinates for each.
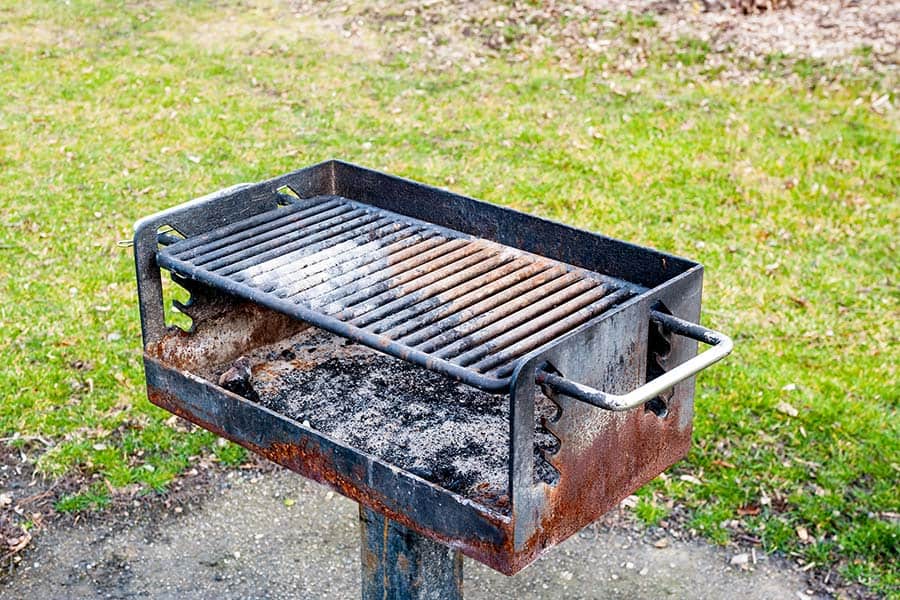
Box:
[535,310,732,412]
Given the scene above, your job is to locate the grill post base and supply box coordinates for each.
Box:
[359,505,463,600]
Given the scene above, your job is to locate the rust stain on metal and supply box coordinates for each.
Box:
[396,553,409,575]
[510,399,692,572]
[147,384,518,574]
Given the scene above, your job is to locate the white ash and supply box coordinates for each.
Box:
[211,327,560,512]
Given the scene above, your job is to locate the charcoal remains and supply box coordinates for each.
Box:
[218,356,260,402]
[209,327,564,512]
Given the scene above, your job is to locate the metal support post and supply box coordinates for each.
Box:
[359,505,463,600]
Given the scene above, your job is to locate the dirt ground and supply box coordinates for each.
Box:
[292,0,899,74]
[1,467,830,600]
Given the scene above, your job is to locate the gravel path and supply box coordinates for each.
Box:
[2,468,826,600]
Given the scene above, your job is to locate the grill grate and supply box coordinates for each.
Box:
[157,194,638,392]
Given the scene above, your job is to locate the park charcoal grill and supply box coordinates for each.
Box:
[133,160,731,596]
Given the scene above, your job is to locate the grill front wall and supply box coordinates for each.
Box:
[142,297,518,573]
[143,365,516,572]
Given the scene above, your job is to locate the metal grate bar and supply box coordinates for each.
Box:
[487,289,634,378]
[422,274,591,357]
[326,249,499,320]
[214,212,383,275]
[398,267,569,348]
[350,254,519,329]
[368,259,543,336]
[262,226,431,293]
[468,288,634,374]
[189,203,352,266]
[230,222,403,283]
[156,195,638,392]
[254,219,413,284]
[237,219,409,286]
[312,244,483,312]
[441,283,610,364]
[169,196,339,256]
[272,232,442,297]
[449,286,611,367]
[304,239,468,307]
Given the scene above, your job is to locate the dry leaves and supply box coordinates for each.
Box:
[5,531,31,554]
[619,494,640,509]
[291,0,899,73]
[679,474,703,485]
[1,496,36,566]
[730,552,750,567]
[776,400,799,417]
[729,0,799,14]
[638,0,899,65]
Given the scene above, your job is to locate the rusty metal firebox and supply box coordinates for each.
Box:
[133,160,731,591]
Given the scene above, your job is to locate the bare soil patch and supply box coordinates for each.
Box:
[606,0,898,63]
[291,0,898,74]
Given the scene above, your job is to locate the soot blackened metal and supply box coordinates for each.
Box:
[133,160,731,597]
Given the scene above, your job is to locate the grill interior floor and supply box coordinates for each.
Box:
[208,326,560,513]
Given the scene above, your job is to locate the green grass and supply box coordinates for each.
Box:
[0,0,897,594]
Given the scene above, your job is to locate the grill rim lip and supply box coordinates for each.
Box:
[140,160,703,392]
[156,196,646,394]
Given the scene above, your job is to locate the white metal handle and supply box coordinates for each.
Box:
[535,311,733,412]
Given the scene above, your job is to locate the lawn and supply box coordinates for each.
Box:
[0,0,897,595]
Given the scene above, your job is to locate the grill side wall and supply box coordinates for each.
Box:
[506,266,703,570]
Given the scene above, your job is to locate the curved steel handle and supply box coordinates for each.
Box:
[535,310,733,412]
